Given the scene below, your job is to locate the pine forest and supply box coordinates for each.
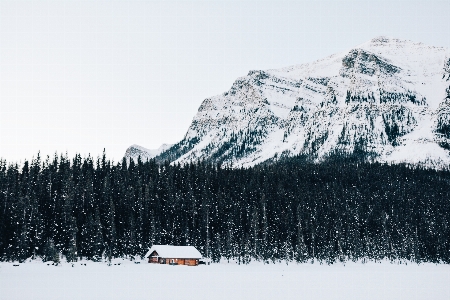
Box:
[1,152,450,264]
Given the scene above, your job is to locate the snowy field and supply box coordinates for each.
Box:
[1,259,450,300]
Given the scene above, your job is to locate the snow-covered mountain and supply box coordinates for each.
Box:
[124,144,172,163]
[130,37,450,168]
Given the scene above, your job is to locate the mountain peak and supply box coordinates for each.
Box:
[370,36,392,44]
[126,38,450,169]
[360,36,447,53]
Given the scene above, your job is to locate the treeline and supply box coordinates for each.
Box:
[1,153,450,264]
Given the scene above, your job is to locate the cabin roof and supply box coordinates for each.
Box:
[145,245,202,259]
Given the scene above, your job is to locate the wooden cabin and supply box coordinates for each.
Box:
[145,245,202,266]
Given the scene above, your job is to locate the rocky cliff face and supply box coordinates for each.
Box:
[129,37,450,168]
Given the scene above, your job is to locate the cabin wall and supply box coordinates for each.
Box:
[185,259,198,266]
[148,257,199,266]
[148,257,159,263]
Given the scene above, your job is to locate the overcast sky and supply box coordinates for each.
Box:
[1,0,449,163]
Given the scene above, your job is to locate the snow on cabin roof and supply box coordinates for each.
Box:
[145,245,202,259]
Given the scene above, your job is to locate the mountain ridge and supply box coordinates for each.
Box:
[124,144,172,163]
[127,37,450,169]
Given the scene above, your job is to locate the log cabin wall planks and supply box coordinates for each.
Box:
[148,257,198,266]
[145,245,202,266]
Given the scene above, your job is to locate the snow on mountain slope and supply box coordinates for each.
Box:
[133,37,450,168]
[124,144,172,163]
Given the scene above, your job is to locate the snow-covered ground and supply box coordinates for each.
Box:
[1,259,449,300]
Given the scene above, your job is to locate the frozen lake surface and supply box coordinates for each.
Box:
[1,259,449,300]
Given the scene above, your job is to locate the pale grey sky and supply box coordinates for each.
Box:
[1,0,449,163]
